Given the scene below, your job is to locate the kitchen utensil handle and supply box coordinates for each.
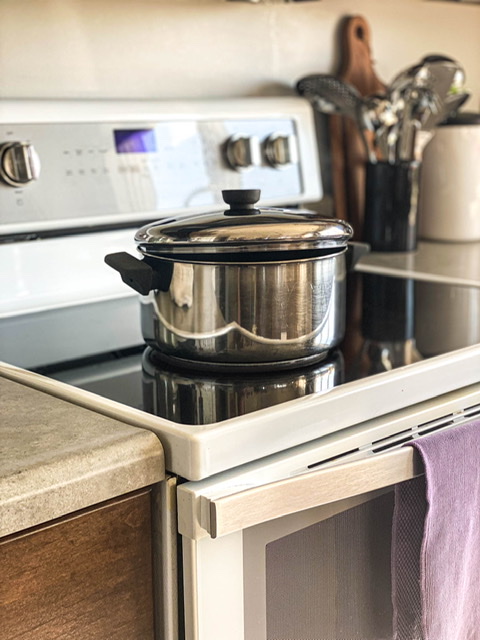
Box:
[335,15,386,239]
[207,447,423,538]
[339,16,386,96]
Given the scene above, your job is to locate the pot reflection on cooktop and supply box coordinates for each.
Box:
[142,348,345,425]
[41,273,480,425]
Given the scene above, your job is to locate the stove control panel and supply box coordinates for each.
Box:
[0,99,321,236]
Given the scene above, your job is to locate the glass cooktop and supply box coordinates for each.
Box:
[37,272,480,425]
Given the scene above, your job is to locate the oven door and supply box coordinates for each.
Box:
[177,445,424,640]
[176,381,480,640]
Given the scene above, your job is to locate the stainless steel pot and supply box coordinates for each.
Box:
[106,189,363,364]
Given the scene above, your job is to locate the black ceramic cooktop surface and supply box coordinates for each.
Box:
[39,273,480,425]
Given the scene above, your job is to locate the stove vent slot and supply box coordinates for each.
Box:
[462,403,480,418]
[371,403,480,455]
[309,402,480,471]
[307,447,360,469]
[371,433,414,453]
[371,427,413,451]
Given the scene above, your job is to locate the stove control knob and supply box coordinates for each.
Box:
[225,134,261,172]
[264,133,298,169]
[0,142,41,187]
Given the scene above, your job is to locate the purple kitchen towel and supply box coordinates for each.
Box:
[392,420,480,640]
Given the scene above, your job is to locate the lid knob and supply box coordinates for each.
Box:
[222,189,261,215]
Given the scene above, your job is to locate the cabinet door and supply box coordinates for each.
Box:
[1,489,155,640]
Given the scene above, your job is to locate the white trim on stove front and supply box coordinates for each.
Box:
[2,348,480,481]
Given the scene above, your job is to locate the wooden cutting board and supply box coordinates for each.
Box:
[330,15,386,240]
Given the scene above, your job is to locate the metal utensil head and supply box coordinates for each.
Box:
[360,94,398,162]
[388,63,430,104]
[421,58,466,97]
[363,94,398,128]
[296,74,362,120]
[296,74,379,163]
[420,88,471,134]
[386,55,469,162]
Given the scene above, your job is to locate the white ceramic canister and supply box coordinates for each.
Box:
[419,113,480,242]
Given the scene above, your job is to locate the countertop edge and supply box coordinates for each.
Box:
[0,429,164,538]
[0,372,166,539]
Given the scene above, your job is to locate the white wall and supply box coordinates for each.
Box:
[0,0,478,108]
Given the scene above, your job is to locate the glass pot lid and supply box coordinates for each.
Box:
[135,189,353,257]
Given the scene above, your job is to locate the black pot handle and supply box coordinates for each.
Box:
[346,242,370,272]
[105,252,161,295]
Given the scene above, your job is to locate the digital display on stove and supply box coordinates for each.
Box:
[113,128,157,153]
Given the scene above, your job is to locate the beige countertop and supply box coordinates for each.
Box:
[0,376,165,538]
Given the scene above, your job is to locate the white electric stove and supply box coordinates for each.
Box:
[1,98,480,482]
[2,98,480,640]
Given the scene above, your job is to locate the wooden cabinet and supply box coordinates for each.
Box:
[1,489,155,640]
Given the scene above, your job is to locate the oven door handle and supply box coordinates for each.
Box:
[206,447,423,538]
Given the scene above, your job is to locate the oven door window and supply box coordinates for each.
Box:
[262,493,393,639]
[238,491,395,640]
